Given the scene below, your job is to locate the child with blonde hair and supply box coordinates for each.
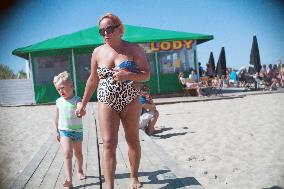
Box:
[53,71,85,187]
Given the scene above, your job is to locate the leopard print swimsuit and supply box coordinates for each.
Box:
[97,66,140,112]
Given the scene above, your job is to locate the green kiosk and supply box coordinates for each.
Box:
[13,25,213,104]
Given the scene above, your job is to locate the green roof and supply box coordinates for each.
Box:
[12,25,213,59]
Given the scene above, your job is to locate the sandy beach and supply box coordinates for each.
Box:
[0,92,284,189]
[153,93,284,189]
[0,105,55,189]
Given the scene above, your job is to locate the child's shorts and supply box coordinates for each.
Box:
[59,130,83,141]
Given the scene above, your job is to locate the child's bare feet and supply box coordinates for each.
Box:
[130,177,142,189]
[63,180,73,188]
[77,171,85,180]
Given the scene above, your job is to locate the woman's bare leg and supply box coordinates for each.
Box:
[120,97,142,189]
[98,102,120,189]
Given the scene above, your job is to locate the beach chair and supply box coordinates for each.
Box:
[183,87,198,96]
[178,74,198,96]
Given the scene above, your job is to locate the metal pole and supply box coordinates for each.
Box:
[154,52,160,94]
[28,53,36,104]
[71,49,78,96]
[93,113,102,189]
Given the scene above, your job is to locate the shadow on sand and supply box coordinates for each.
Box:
[115,169,202,188]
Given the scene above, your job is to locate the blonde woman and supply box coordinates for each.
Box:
[76,13,150,189]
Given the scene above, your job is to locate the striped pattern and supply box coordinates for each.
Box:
[56,96,83,132]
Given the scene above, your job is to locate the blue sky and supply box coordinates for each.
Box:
[0,0,284,73]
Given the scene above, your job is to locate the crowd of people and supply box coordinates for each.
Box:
[235,63,284,90]
[178,62,284,95]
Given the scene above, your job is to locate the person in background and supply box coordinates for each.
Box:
[267,64,278,90]
[53,71,86,188]
[198,62,204,77]
[205,63,214,78]
[279,64,284,87]
[188,69,200,83]
[229,69,237,87]
[139,85,159,136]
[259,64,267,80]
[178,72,188,87]
[188,70,204,96]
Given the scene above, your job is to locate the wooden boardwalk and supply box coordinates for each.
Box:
[9,103,204,189]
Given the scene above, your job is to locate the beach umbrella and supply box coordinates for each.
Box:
[249,35,261,73]
[208,51,216,73]
[216,47,227,77]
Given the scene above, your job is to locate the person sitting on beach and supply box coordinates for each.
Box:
[178,72,188,87]
[188,70,204,96]
[53,71,86,188]
[178,71,204,96]
[211,76,223,95]
[212,76,221,87]
[259,65,268,82]
[139,85,159,135]
[278,63,284,87]
[253,72,262,89]
[267,64,278,90]
[224,69,231,87]
[229,69,238,87]
[205,63,214,78]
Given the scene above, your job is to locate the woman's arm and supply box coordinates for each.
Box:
[82,50,100,106]
[114,45,150,83]
[76,49,100,116]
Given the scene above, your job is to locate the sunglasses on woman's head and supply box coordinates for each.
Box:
[99,25,120,36]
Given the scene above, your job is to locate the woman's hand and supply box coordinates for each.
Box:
[113,69,131,83]
[75,102,86,118]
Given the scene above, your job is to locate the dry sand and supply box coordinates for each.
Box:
[0,105,55,189]
[153,93,284,189]
[0,93,283,189]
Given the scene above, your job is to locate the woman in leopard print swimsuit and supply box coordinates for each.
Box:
[97,60,141,112]
[76,13,150,189]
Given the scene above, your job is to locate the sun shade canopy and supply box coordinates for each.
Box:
[13,25,214,59]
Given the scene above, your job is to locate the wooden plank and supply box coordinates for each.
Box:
[53,160,66,189]
[24,140,60,188]
[71,116,88,188]
[140,131,205,189]
[115,128,174,188]
[9,135,55,189]
[115,129,132,188]
[140,132,185,189]
[84,107,101,189]
[139,140,169,189]
[139,132,186,189]
[11,100,204,189]
[96,119,105,189]
[38,145,64,189]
